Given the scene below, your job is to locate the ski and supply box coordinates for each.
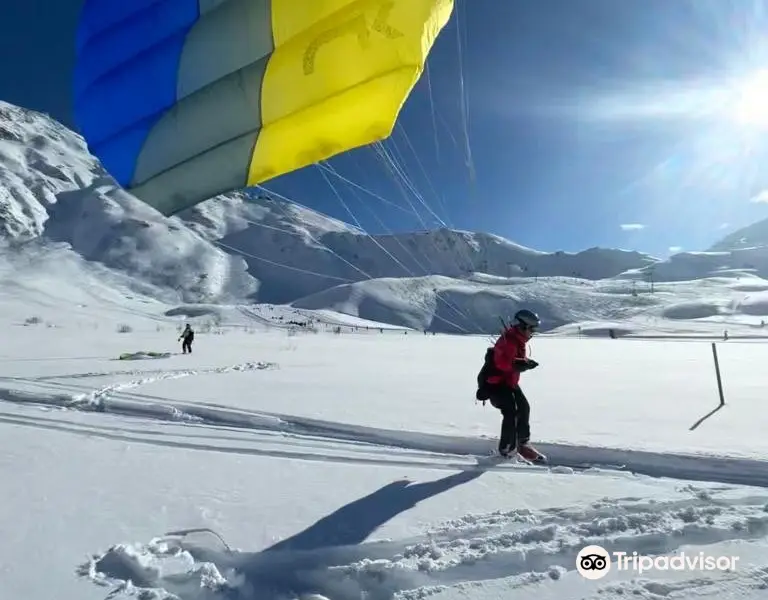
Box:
[475,452,627,473]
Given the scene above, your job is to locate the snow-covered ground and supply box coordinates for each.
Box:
[3,292,768,600]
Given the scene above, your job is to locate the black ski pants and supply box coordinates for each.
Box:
[489,385,530,453]
[182,338,192,353]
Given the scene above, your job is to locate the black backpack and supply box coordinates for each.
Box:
[475,347,498,404]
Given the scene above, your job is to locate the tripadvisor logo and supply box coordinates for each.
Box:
[576,545,739,579]
[576,545,611,580]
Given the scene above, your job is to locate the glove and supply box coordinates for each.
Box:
[513,358,538,371]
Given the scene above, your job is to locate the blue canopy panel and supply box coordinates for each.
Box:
[73,0,202,187]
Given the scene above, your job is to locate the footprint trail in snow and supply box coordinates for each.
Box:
[79,489,768,600]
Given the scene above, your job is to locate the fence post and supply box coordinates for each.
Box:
[711,342,725,406]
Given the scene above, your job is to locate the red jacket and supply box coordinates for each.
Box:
[487,326,528,388]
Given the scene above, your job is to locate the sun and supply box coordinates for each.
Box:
[728,69,768,128]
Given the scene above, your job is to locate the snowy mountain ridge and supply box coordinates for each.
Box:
[3,100,768,332]
[0,103,654,297]
[709,217,768,252]
[0,102,101,238]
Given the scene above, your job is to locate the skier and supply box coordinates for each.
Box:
[483,309,545,461]
[179,324,194,354]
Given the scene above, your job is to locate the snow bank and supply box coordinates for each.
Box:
[736,291,768,316]
[661,300,724,320]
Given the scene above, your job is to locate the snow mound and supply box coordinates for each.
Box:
[729,282,768,292]
[661,300,724,320]
[550,321,636,337]
[736,292,768,316]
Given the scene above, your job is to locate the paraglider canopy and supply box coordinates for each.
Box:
[73,0,454,216]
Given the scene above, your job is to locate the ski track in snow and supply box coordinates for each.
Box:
[1,362,768,599]
[78,489,768,600]
[0,361,767,488]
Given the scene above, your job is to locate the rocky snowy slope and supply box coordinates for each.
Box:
[291,269,768,334]
[0,101,656,304]
[709,217,768,252]
[0,102,257,303]
[182,194,660,304]
[0,102,101,238]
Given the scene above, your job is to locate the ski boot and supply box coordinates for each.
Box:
[498,444,516,459]
[517,442,547,464]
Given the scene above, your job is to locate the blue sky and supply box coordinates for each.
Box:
[5,1,768,257]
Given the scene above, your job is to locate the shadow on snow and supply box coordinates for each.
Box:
[86,470,487,600]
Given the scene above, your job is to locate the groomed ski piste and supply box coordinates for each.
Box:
[3,269,768,600]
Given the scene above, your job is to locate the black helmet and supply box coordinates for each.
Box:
[513,309,540,329]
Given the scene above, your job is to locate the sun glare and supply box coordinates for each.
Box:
[555,2,768,212]
[728,69,768,128]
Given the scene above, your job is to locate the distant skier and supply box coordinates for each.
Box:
[481,309,544,461]
[179,324,194,354]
